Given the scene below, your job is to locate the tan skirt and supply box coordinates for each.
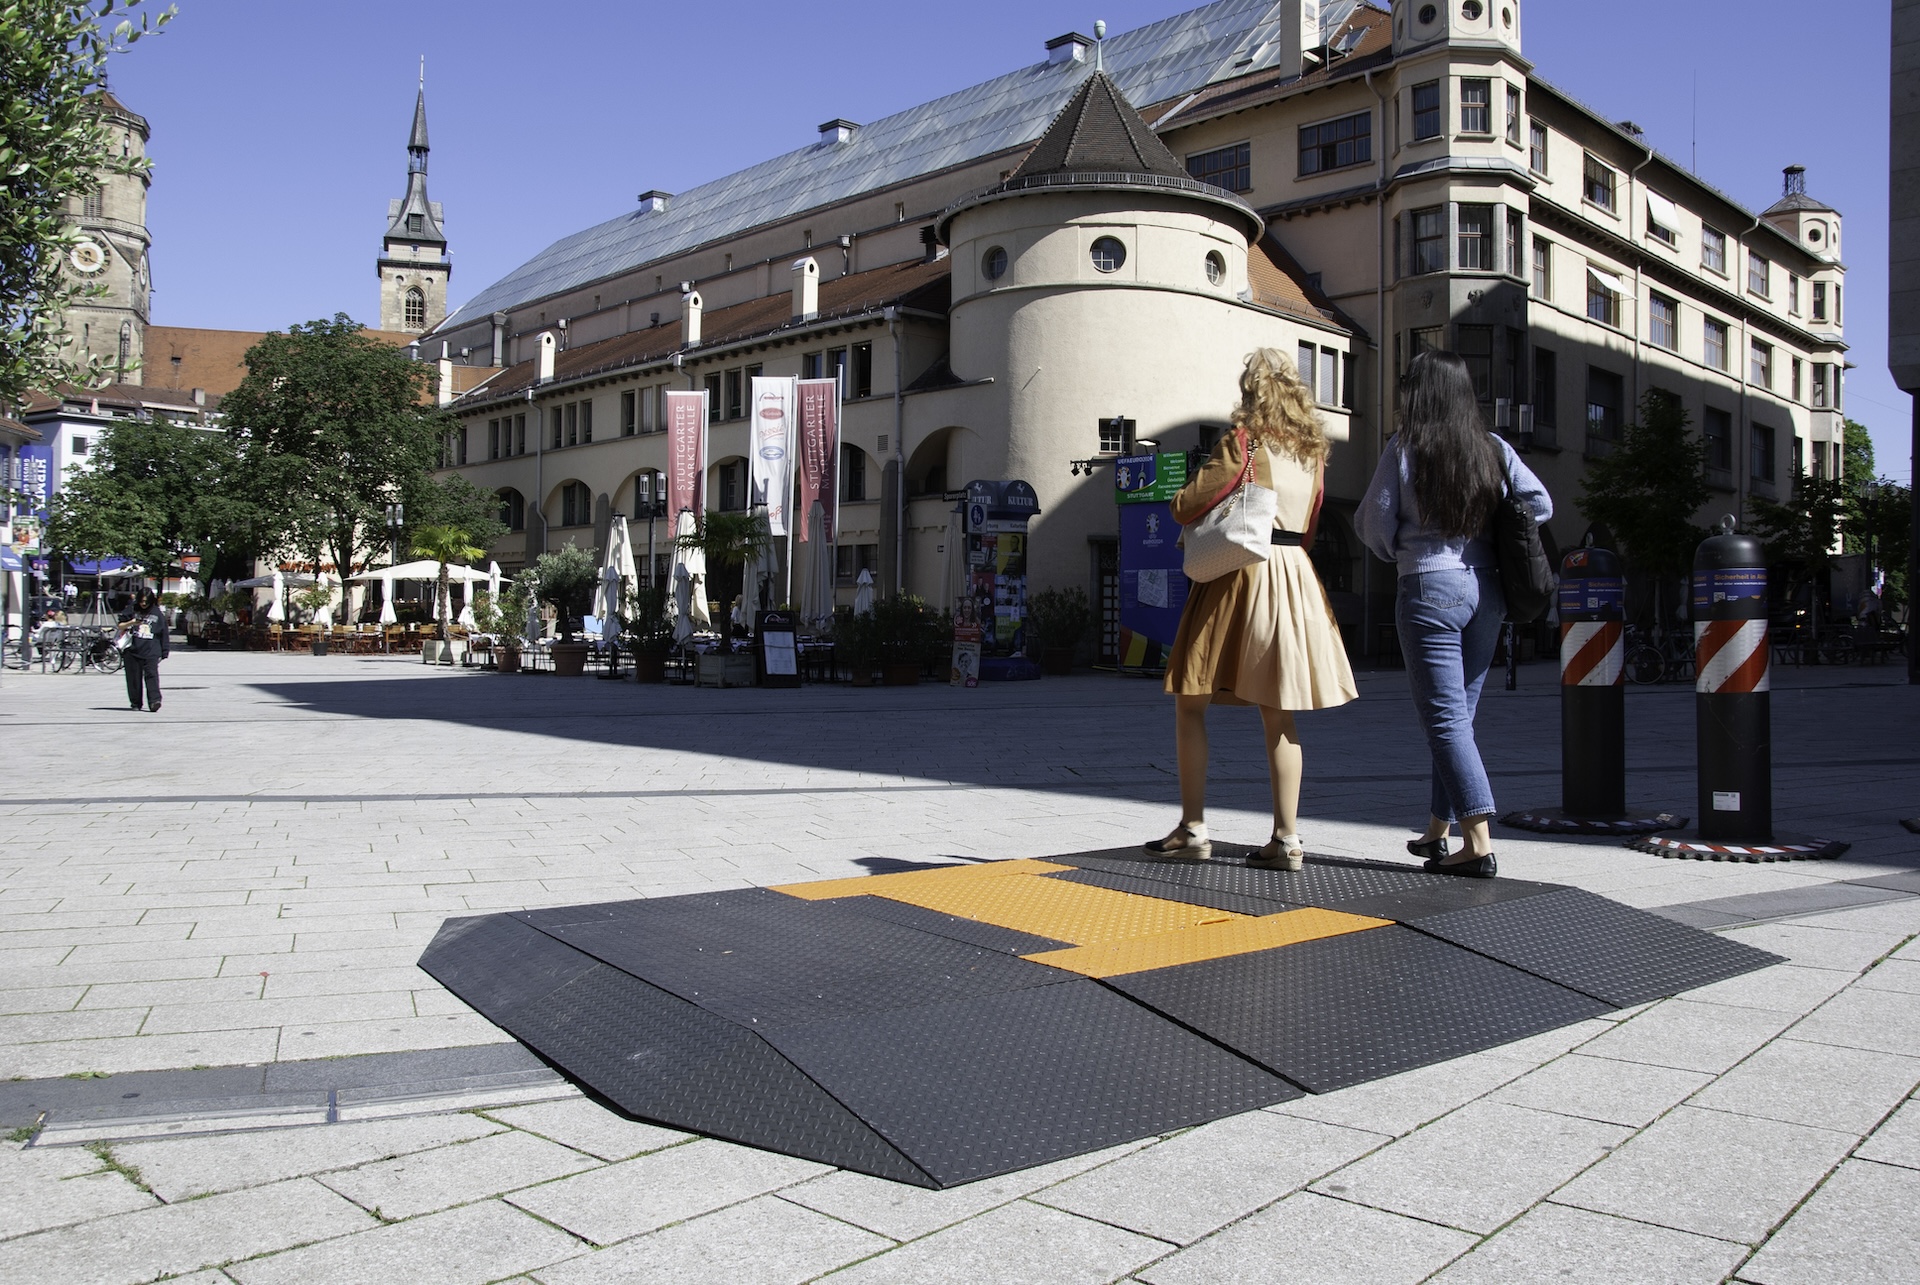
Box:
[1164,545,1357,711]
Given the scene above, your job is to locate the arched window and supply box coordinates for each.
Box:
[497,488,525,532]
[117,321,132,371]
[560,481,592,527]
[404,288,426,330]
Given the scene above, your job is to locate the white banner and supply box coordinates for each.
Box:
[750,377,797,536]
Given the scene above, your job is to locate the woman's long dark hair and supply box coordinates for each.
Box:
[1397,351,1503,539]
[133,587,157,612]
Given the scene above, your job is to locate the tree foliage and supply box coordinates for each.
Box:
[219,315,449,580]
[1577,390,1711,607]
[530,544,597,643]
[1,0,172,405]
[411,523,484,641]
[1748,472,1848,589]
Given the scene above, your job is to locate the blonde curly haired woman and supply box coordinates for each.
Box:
[1146,349,1357,868]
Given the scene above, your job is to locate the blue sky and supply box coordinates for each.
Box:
[106,0,1907,480]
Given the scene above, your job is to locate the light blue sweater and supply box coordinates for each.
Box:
[1357,434,1552,577]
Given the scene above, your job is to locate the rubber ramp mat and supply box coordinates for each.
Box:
[420,915,931,1185]
[1106,925,1612,1092]
[759,979,1300,1186]
[519,889,1060,1028]
[1406,887,1788,1007]
[818,895,1072,956]
[1046,867,1285,916]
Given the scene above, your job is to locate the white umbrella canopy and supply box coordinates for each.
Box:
[228,572,317,589]
[671,564,694,648]
[800,503,833,627]
[267,569,285,623]
[853,567,875,615]
[457,587,477,630]
[348,560,492,583]
[487,561,502,609]
[670,510,710,630]
[378,571,397,626]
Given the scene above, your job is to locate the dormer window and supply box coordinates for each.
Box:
[407,213,424,235]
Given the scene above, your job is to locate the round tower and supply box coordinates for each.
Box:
[62,90,152,383]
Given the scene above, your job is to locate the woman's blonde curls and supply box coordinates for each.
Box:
[1230,347,1329,465]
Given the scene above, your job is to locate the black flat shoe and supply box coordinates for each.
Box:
[1407,837,1449,863]
[1434,853,1497,879]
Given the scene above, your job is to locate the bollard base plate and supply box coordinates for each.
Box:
[1501,809,1685,836]
[1627,831,1850,862]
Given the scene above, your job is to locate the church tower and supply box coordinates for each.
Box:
[62,90,152,383]
[377,72,450,334]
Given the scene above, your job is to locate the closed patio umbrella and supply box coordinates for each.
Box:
[378,571,397,626]
[800,502,833,627]
[267,569,285,623]
[853,567,875,616]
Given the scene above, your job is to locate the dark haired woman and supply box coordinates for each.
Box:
[117,587,170,712]
[1147,349,1357,869]
[1358,351,1550,877]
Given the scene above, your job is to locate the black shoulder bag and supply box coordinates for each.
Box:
[1491,453,1554,622]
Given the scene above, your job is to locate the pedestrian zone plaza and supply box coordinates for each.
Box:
[0,652,1915,1283]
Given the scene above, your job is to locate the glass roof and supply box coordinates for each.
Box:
[441,0,1363,332]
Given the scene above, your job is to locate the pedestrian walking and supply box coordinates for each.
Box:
[1147,348,1357,869]
[1357,351,1551,877]
[117,587,169,712]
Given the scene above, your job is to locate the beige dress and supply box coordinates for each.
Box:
[1163,432,1358,711]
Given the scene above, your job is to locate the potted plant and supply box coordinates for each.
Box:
[488,581,532,673]
[532,546,599,676]
[872,594,936,686]
[624,584,674,683]
[413,525,485,666]
[290,582,336,653]
[835,608,880,685]
[679,511,770,688]
[1027,586,1090,676]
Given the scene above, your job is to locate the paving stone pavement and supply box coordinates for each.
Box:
[0,651,1914,1282]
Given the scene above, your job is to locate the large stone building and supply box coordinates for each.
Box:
[56,91,153,383]
[377,82,451,335]
[424,0,1847,657]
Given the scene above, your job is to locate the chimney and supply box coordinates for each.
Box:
[817,118,858,145]
[637,189,671,213]
[1046,31,1091,64]
[490,312,508,367]
[1783,164,1806,196]
[1278,0,1322,79]
[535,331,556,384]
[436,357,454,407]
[191,388,205,406]
[920,224,942,263]
[682,289,703,347]
[791,257,820,321]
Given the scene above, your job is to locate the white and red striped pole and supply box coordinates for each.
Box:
[1693,529,1772,842]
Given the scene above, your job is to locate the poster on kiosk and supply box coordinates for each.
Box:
[1114,451,1190,673]
[961,479,1040,681]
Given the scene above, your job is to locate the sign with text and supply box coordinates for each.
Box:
[664,389,708,517]
[796,379,839,542]
[749,377,796,536]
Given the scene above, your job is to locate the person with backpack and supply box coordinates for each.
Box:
[1358,351,1551,877]
[116,587,170,712]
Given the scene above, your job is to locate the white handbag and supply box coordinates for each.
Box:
[1180,428,1279,582]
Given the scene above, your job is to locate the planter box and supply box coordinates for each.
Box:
[497,648,522,674]
[551,642,590,677]
[633,653,667,684]
[696,652,756,688]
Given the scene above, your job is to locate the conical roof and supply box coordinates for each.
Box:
[1010,72,1188,181]
[408,88,430,153]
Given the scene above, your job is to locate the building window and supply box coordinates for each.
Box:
[1089,236,1127,273]
[724,368,744,420]
[514,413,526,456]
[1703,407,1733,475]
[82,187,102,219]
[1297,113,1370,176]
[802,351,823,379]
[1701,225,1727,274]
[1505,84,1522,145]
[1792,435,1805,477]
[1585,265,1621,327]
[1298,343,1317,400]
[1582,154,1617,212]
[1505,209,1522,276]
[404,288,426,329]
[1533,346,1558,441]
[1187,141,1252,191]
[1751,423,1776,483]
[550,407,563,450]
[719,460,743,511]
[703,372,721,423]
[1411,80,1442,139]
[1319,348,1338,407]
[1703,317,1729,371]
[1457,325,1493,401]
[841,444,867,502]
[621,391,636,436]
[1205,250,1225,285]
[835,543,878,585]
[560,481,591,527]
[1646,192,1678,246]
[406,212,424,235]
[1409,326,1445,371]
[488,419,500,460]
[1791,357,1803,402]
[1503,327,1524,404]
[565,402,578,446]
[852,342,873,398]
[1412,207,1446,274]
[1788,273,1801,316]
[1812,363,1831,408]
[1649,292,1678,350]
[1833,283,1842,322]
[1811,281,1828,322]
[1750,338,1772,388]
[982,246,1008,280]
[499,489,525,532]
[1528,121,1548,173]
[1458,205,1493,270]
[1098,416,1135,454]
[1747,250,1770,297]
[1459,78,1491,134]
[1585,367,1624,454]
[1532,236,1551,299]
[71,435,89,456]
[579,399,592,444]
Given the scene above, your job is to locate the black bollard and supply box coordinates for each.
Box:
[1559,548,1626,818]
[1691,530,1772,841]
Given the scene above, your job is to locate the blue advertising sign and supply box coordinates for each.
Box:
[1118,501,1188,669]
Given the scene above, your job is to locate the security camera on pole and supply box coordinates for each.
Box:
[1629,519,1848,861]
[1502,544,1685,836]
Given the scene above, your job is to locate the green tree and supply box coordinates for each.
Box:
[1,0,172,404]
[411,523,483,642]
[678,510,771,651]
[1577,389,1711,623]
[220,315,447,584]
[44,416,262,586]
[408,472,505,558]
[1749,472,1848,584]
[1841,419,1875,491]
[530,544,597,643]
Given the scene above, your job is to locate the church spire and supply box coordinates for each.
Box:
[408,60,429,173]
[378,63,450,334]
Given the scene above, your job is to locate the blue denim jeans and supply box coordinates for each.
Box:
[1396,568,1504,823]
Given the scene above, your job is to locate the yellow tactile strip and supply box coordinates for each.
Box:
[1023,908,1393,978]
[772,858,1074,902]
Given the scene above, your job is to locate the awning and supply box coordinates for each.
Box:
[1645,190,1681,238]
[1586,264,1627,297]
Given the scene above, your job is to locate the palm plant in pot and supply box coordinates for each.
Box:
[532,545,600,676]
[678,511,770,686]
[289,581,336,653]
[623,584,674,683]
[1026,586,1090,676]
[413,524,485,665]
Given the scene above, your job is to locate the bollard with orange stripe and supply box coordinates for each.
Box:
[1690,530,1772,842]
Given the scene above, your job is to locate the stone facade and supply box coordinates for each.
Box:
[377,86,450,334]
[56,92,152,384]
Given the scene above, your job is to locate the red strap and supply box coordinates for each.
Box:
[1191,427,1254,521]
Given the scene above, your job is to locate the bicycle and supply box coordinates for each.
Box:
[50,626,122,674]
[1623,624,1693,685]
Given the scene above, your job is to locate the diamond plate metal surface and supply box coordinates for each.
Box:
[418,913,603,1015]
[866,871,1242,946]
[819,895,1072,955]
[762,979,1300,1187]
[1107,926,1611,1093]
[1406,887,1787,1007]
[1046,867,1285,916]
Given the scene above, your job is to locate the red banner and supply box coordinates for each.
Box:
[665,389,707,517]
[796,378,839,541]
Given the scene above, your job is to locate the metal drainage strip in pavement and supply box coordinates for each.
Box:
[417,852,1785,1189]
